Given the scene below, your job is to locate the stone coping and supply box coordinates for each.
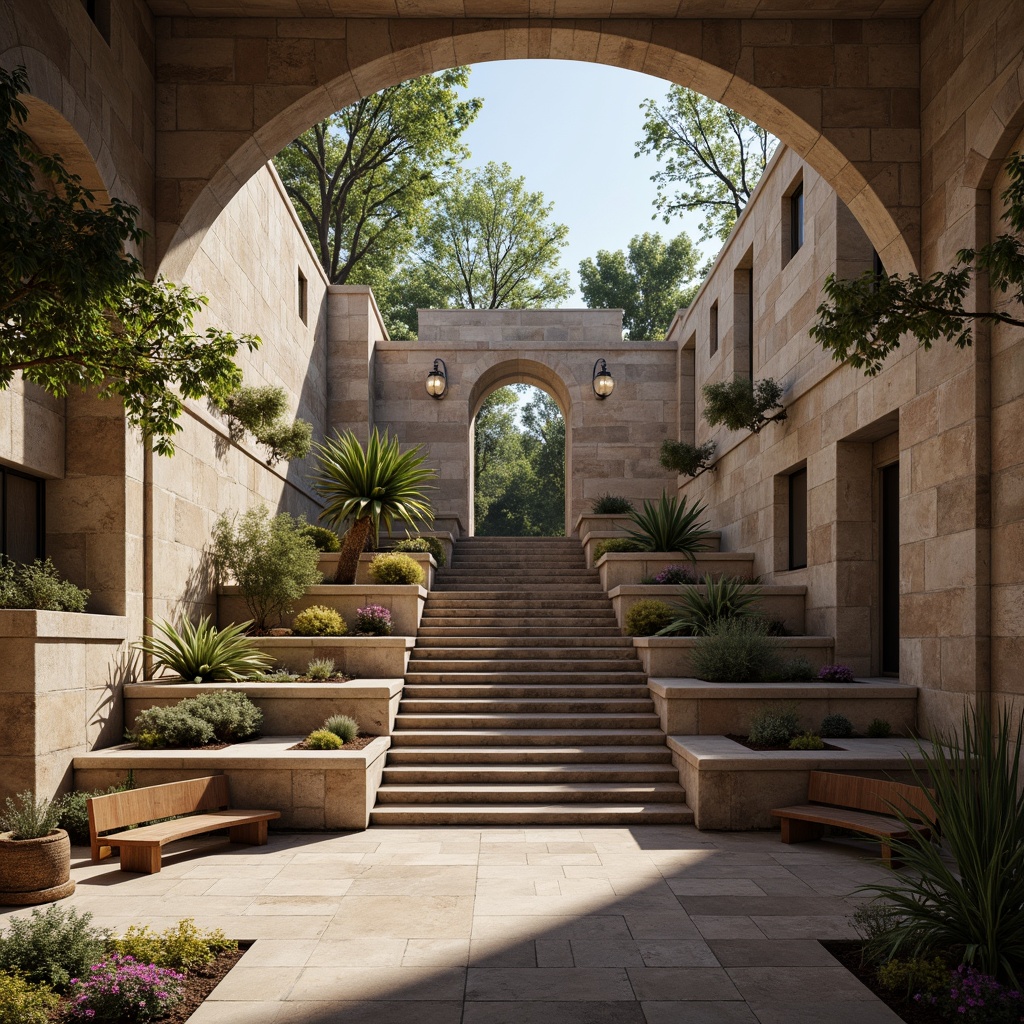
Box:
[666,734,932,771]
[127,679,404,699]
[0,609,128,639]
[635,635,833,651]
[219,584,427,600]
[596,551,752,568]
[610,584,806,598]
[250,636,415,650]
[647,677,916,699]
[73,735,391,771]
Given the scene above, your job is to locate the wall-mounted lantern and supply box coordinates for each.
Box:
[592,358,614,399]
[425,358,448,399]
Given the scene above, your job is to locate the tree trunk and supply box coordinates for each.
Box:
[334,517,374,584]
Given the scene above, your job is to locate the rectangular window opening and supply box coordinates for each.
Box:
[788,467,807,570]
[709,301,718,357]
[297,269,308,325]
[80,0,111,43]
[2,467,45,565]
[790,184,805,258]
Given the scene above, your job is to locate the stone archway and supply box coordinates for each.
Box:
[154,17,921,283]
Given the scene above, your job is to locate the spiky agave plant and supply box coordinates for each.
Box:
[658,574,762,636]
[134,617,271,682]
[623,492,714,557]
[309,429,437,584]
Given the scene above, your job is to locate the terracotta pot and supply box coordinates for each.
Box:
[0,829,75,905]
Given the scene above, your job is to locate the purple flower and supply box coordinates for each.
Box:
[354,604,393,636]
[817,663,855,682]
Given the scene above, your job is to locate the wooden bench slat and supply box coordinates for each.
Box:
[105,810,281,848]
[771,805,930,838]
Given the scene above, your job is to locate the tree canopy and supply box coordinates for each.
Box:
[637,88,777,245]
[0,65,259,456]
[579,231,700,339]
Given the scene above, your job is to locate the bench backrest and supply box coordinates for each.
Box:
[808,771,937,824]
[88,776,231,839]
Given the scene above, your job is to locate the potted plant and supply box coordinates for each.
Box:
[0,791,75,905]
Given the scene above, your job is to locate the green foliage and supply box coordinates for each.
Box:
[636,86,777,245]
[810,152,1024,374]
[220,385,313,465]
[702,377,786,434]
[131,691,262,747]
[414,162,572,310]
[259,669,297,682]
[0,906,108,992]
[593,538,647,559]
[301,525,341,552]
[624,493,714,556]
[311,428,436,584]
[590,495,634,515]
[212,505,322,630]
[659,574,761,636]
[691,619,783,683]
[131,706,214,749]
[59,775,135,846]
[0,971,60,1024]
[0,558,89,611]
[292,605,347,637]
[0,66,259,456]
[624,599,676,637]
[0,791,64,840]
[747,702,800,747]
[820,713,854,739]
[306,658,337,680]
[394,536,446,566]
[788,732,825,751]
[134,616,272,682]
[323,714,359,743]
[875,956,950,999]
[578,231,700,339]
[305,729,343,750]
[867,718,893,738]
[764,656,816,682]
[858,705,1024,985]
[660,439,717,478]
[110,919,236,971]
[368,552,424,586]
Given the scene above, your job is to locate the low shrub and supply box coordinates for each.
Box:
[60,774,135,845]
[747,702,800,747]
[111,919,236,972]
[590,494,634,515]
[354,605,393,636]
[755,617,790,637]
[593,538,646,560]
[819,713,854,739]
[300,525,340,552]
[131,706,214,748]
[926,965,1024,1023]
[131,691,262,748]
[867,718,892,738]
[0,906,109,992]
[624,599,675,637]
[690,618,783,683]
[394,536,446,567]
[818,663,855,682]
[648,564,697,586]
[323,714,359,743]
[876,955,950,999]
[768,656,816,682]
[134,616,272,682]
[306,657,336,680]
[292,605,347,637]
[305,729,343,750]
[0,973,59,1024]
[789,732,825,751]
[368,552,424,586]
[0,557,89,612]
[259,668,297,682]
[0,791,63,840]
[67,955,185,1022]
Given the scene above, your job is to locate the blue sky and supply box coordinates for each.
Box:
[455,61,720,303]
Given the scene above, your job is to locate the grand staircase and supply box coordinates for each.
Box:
[370,536,694,825]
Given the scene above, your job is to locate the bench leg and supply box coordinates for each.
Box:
[229,821,268,846]
[780,818,825,844]
[120,846,162,874]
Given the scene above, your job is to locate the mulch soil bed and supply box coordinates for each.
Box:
[726,734,843,751]
[289,735,376,751]
[821,941,945,1024]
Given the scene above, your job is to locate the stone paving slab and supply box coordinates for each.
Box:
[0,826,899,1023]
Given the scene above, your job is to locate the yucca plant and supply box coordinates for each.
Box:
[134,617,272,682]
[858,704,1024,986]
[310,429,437,584]
[658,574,762,636]
[623,493,714,557]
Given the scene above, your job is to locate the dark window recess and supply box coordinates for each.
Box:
[790,184,805,257]
[297,269,308,325]
[709,301,719,357]
[872,249,885,292]
[788,468,808,570]
[880,461,900,675]
[747,268,754,379]
[1,468,45,564]
[80,0,110,42]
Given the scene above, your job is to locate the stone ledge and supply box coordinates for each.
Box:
[251,635,414,679]
[0,609,128,640]
[610,583,807,632]
[633,635,834,678]
[596,551,753,588]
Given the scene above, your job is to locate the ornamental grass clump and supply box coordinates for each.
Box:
[67,955,184,1022]
[292,605,346,637]
[306,657,336,680]
[134,616,272,682]
[323,714,359,744]
[788,732,825,751]
[658,574,762,637]
[0,972,60,1024]
[624,599,675,637]
[624,493,714,557]
[368,552,424,586]
[0,791,63,840]
[690,618,783,683]
[0,906,108,991]
[354,604,393,636]
[590,494,634,514]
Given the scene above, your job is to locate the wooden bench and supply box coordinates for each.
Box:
[771,771,936,865]
[88,776,281,874]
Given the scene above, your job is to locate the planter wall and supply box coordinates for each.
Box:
[597,552,753,590]
[218,584,426,635]
[125,678,405,736]
[73,737,391,831]
[582,528,721,567]
[610,584,807,634]
[633,635,835,678]
[252,635,414,679]
[355,552,435,589]
[0,610,129,804]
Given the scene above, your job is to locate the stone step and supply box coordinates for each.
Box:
[441,566,596,575]
[387,729,670,747]
[410,646,637,661]
[449,559,586,568]
[414,635,634,648]
[432,584,606,593]
[398,698,655,714]
[424,597,613,608]
[369,804,695,825]
[381,763,680,784]
[385,745,674,764]
[416,626,624,637]
[406,658,640,674]
[403,685,652,699]
[374,782,687,805]
[404,671,647,685]
[393,712,662,730]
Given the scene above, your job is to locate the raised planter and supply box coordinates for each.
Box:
[218,584,426,636]
[633,635,834,677]
[647,678,918,736]
[252,635,414,678]
[0,829,75,905]
[597,551,753,590]
[73,736,391,831]
[582,531,721,568]
[125,678,405,736]
[610,584,807,634]
[0,610,129,804]
[667,735,932,830]
[316,551,437,589]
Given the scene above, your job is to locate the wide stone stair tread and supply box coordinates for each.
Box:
[387,728,670,746]
[414,635,635,648]
[407,659,640,674]
[400,698,656,713]
[394,713,662,730]
[410,646,637,660]
[382,764,680,783]
[403,685,653,698]
[416,626,624,636]
[369,804,695,825]
[405,671,647,685]
[374,782,687,804]
[385,745,675,763]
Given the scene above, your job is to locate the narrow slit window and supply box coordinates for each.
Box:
[747,267,754,379]
[2,467,45,564]
[297,269,308,325]
[709,301,719,357]
[788,468,807,570]
[790,184,805,257]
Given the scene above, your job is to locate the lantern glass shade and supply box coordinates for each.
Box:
[592,359,614,399]
[425,359,448,399]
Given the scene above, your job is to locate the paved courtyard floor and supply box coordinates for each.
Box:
[1,826,905,1023]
